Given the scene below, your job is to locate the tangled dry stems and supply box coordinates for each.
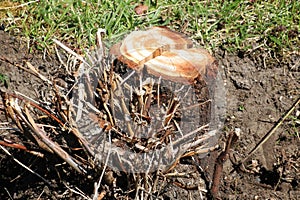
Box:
[0,30,220,199]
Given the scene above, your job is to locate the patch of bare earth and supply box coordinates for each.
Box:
[0,29,299,199]
[216,50,299,199]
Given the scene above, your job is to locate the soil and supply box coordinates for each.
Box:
[0,29,299,200]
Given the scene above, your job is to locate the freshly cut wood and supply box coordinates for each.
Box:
[145,48,215,83]
[119,27,193,70]
[111,26,217,84]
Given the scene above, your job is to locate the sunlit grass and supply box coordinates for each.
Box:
[0,0,299,55]
[0,73,9,87]
[288,115,300,140]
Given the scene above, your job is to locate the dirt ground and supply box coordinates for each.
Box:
[0,29,299,200]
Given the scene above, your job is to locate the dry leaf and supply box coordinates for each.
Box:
[134,4,148,15]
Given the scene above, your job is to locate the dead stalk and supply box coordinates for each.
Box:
[0,145,51,185]
[240,97,300,164]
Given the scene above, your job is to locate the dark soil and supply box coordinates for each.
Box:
[0,29,299,199]
[216,50,300,199]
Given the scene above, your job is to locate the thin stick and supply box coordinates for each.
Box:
[4,187,13,200]
[0,141,44,157]
[210,132,234,199]
[53,39,90,67]
[0,145,51,185]
[93,131,112,200]
[0,56,62,89]
[54,45,69,74]
[172,124,209,146]
[63,182,90,200]
[26,61,53,85]
[240,97,300,164]
[0,56,40,79]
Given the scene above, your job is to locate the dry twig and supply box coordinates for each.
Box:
[210,132,237,199]
[0,145,51,185]
[240,97,300,164]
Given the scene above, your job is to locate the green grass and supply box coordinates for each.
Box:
[0,0,299,55]
[288,115,300,139]
[0,73,9,87]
